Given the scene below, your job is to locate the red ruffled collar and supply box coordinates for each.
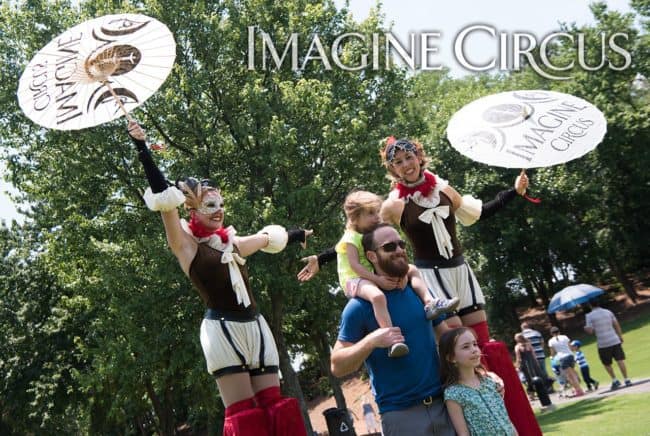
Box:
[188,213,229,243]
[395,171,437,199]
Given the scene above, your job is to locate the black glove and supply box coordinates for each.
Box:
[316,247,336,267]
[480,188,517,220]
[128,123,168,194]
[287,228,307,245]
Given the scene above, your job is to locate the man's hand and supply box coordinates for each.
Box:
[369,327,404,349]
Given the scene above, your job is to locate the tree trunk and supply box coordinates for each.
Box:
[608,258,639,303]
[318,332,347,410]
[144,378,175,436]
[268,289,314,436]
[524,280,538,308]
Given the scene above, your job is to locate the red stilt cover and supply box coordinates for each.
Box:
[482,341,542,436]
[256,387,307,436]
[223,398,271,436]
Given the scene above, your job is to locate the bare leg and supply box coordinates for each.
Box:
[217,373,255,407]
[460,310,486,327]
[407,265,434,306]
[564,367,584,394]
[603,364,616,379]
[616,360,629,379]
[357,280,408,357]
[357,281,392,328]
[252,373,280,394]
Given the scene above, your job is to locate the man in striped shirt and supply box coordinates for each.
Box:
[520,322,554,392]
[584,300,631,390]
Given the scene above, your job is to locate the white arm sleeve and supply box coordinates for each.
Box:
[455,194,483,226]
[257,225,288,253]
[143,186,186,212]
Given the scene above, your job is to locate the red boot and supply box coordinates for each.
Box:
[482,341,542,436]
[255,387,307,436]
[223,398,270,436]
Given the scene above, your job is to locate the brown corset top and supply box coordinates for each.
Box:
[188,242,256,315]
[400,191,463,261]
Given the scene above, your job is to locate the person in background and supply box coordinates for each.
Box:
[360,395,380,434]
[570,340,599,391]
[521,322,554,392]
[513,333,545,400]
[548,326,584,397]
[584,299,631,390]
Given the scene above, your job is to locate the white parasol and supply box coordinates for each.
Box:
[17,13,176,130]
[446,90,607,168]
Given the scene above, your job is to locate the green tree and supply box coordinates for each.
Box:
[1,0,414,433]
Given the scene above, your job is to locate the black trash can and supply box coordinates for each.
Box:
[323,407,356,436]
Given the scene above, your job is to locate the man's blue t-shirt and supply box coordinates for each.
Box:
[337,284,444,414]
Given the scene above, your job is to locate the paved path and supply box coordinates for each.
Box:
[530,377,650,412]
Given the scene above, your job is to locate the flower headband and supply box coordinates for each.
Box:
[385,136,417,162]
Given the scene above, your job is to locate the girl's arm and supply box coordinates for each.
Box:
[346,243,397,290]
[445,400,470,436]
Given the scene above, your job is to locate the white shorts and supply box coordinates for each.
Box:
[418,259,485,312]
[200,313,279,377]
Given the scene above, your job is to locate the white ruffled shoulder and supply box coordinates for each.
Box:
[143,186,186,212]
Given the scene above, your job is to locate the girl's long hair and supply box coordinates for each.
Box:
[438,327,487,387]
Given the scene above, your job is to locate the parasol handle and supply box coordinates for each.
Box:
[103,80,134,122]
[519,168,541,204]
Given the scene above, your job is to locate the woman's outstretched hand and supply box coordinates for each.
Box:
[297,255,319,282]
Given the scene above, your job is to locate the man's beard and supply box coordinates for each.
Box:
[377,252,409,278]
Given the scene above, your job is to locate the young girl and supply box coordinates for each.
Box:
[336,190,459,357]
[440,327,517,436]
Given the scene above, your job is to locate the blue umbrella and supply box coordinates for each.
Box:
[547,284,605,313]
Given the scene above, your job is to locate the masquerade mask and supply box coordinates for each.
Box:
[377,240,407,252]
[197,191,224,215]
[385,137,417,162]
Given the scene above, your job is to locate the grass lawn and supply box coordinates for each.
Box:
[537,392,650,435]
[536,312,650,435]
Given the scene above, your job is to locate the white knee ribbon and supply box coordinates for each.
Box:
[418,205,454,259]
